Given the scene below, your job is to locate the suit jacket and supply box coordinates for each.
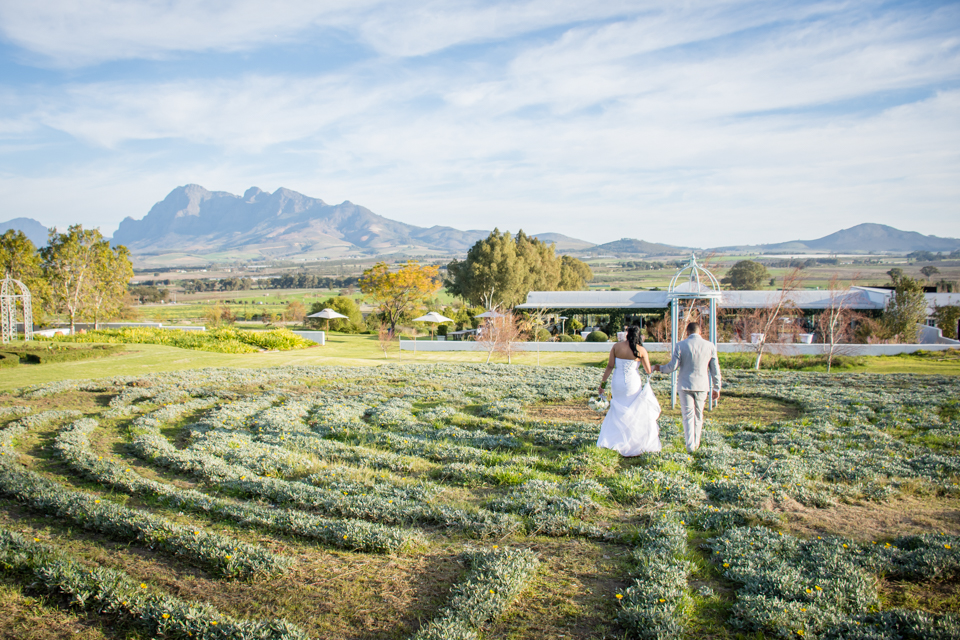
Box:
[660,334,721,392]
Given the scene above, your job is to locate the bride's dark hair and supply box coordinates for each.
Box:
[626,325,642,359]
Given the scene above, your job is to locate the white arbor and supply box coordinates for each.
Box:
[666,255,721,409]
[0,275,34,344]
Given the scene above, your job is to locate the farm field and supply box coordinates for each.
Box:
[0,363,958,639]
[581,256,960,291]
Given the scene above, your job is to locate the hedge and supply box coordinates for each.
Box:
[2,344,122,364]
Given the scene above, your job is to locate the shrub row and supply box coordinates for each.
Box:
[0,351,19,368]
[411,547,539,640]
[0,528,309,640]
[0,454,289,579]
[617,513,693,639]
[55,419,420,554]
[44,326,313,353]
[129,411,521,538]
[709,526,960,638]
[1,343,122,364]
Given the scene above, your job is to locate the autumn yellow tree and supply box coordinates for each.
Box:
[359,261,440,335]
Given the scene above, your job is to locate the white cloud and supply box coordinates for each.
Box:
[0,1,957,246]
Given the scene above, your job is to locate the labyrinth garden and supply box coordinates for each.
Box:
[0,364,958,639]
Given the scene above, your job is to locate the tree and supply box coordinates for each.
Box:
[359,261,439,334]
[283,300,306,323]
[477,309,521,364]
[558,255,593,290]
[932,304,960,340]
[446,229,521,308]
[308,296,363,331]
[0,229,49,323]
[204,302,235,327]
[518,306,550,366]
[85,244,134,329]
[882,274,926,342]
[445,229,591,308]
[920,265,940,281]
[41,225,118,333]
[816,274,856,373]
[721,260,769,290]
[377,324,393,358]
[733,268,804,369]
[886,267,904,282]
[0,230,42,284]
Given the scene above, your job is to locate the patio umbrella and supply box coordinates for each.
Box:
[412,311,454,339]
[473,310,503,319]
[306,308,349,331]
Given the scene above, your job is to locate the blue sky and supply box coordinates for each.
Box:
[0,0,958,247]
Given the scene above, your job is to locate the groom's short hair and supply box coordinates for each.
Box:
[686,322,701,335]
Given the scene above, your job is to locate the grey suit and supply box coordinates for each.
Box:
[659,333,721,453]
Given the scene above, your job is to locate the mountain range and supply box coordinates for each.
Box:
[715,223,960,253]
[5,185,959,262]
[0,217,49,247]
[111,185,489,259]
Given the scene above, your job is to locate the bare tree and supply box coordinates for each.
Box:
[377,323,392,359]
[519,306,550,366]
[816,274,857,373]
[492,311,522,364]
[734,268,804,370]
[477,308,522,364]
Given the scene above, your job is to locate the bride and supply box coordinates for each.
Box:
[596,325,662,455]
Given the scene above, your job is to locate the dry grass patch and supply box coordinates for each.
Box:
[485,538,632,640]
[879,578,960,616]
[0,580,117,640]
[777,494,960,540]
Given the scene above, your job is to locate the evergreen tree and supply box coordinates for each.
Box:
[446,229,592,308]
[721,260,769,290]
[882,273,927,342]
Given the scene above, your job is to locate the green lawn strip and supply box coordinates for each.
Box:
[0,528,309,640]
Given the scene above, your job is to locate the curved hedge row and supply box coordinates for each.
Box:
[54,418,419,554]
[0,528,309,640]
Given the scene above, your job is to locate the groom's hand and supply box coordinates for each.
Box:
[712,390,720,401]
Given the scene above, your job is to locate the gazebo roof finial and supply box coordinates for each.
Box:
[667,252,721,299]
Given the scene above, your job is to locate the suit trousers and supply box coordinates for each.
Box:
[679,390,707,453]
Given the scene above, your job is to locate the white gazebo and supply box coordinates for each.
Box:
[0,275,33,344]
[666,255,721,409]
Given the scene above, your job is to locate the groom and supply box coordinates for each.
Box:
[653,322,721,453]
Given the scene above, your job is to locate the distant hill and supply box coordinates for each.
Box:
[112,185,490,259]
[532,233,596,251]
[714,223,960,254]
[0,217,49,247]
[581,238,690,256]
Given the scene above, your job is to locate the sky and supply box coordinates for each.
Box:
[0,0,958,248]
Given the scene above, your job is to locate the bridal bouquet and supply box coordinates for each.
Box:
[588,392,609,413]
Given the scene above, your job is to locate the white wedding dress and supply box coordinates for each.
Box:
[597,358,662,456]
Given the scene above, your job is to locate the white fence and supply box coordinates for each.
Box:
[400,339,958,357]
[291,331,325,345]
